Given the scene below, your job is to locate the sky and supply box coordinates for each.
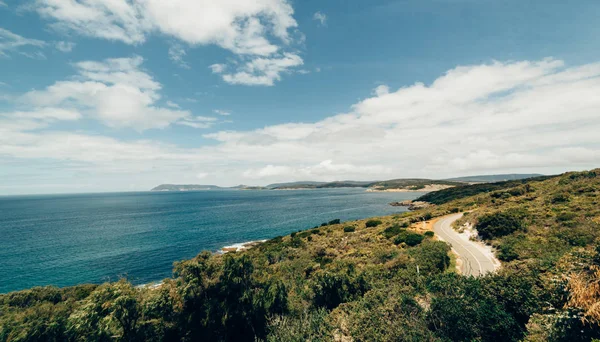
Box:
[1,0,600,195]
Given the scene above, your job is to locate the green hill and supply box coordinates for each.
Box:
[445,173,543,183]
[2,169,600,341]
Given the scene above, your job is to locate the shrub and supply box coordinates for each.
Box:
[424,231,434,238]
[475,211,525,240]
[343,226,355,233]
[382,224,403,239]
[366,219,382,228]
[312,265,369,310]
[328,219,341,225]
[409,241,451,273]
[551,193,570,204]
[394,232,424,246]
[497,237,519,261]
[557,212,577,222]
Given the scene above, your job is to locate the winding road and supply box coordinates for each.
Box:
[433,213,498,276]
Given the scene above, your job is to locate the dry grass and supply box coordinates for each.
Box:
[567,265,600,324]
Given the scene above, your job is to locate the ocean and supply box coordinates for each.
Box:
[0,189,422,293]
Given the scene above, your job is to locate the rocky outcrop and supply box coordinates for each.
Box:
[389,200,432,210]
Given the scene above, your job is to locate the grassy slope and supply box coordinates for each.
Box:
[2,169,600,341]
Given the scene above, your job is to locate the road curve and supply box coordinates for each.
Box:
[433,213,498,276]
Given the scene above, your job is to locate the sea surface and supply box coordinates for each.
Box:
[0,189,423,293]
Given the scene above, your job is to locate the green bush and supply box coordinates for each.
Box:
[365,219,382,228]
[382,224,403,239]
[312,265,369,310]
[551,193,570,204]
[343,226,355,233]
[328,219,341,225]
[424,231,434,238]
[556,212,577,222]
[394,232,424,246]
[475,211,525,240]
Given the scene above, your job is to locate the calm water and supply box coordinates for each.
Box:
[0,189,422,293]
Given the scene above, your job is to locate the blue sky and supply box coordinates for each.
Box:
[1,0,600,194]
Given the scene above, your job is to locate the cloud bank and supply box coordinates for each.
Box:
[32,0,303,85]
[2,58,600,192]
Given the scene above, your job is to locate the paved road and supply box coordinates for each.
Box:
[433,213,497,276]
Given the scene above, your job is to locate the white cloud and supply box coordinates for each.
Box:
[55,41,75,52]
[220,53,303,86]
[243,160,391,180]
[313,11,327,26]
[373,85,389,96]
[0,27,46,58]
[214,109,231,116]
[32,0,302,85]
[166,101,181,109]
[0,1,7,7]
[4,58,600,192]
[177,115,218,129]
[209,63,227,74]
[20,55,191,130]
[168,44,190,69]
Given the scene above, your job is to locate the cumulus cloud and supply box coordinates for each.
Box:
[32,0,303,85]
[19,55,195,130]
[168,44,190,69]
[219,53,303,86]
[243,160,391,180]
[313,11,327,26]
[54,41,75,52]
[209,63,227,74]
[3,58,600,192]
[0,27,46,58]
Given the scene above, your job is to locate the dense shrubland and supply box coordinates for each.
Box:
[2,169,600,341]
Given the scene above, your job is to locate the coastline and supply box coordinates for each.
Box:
[218,239,267,254]
[137,239,268,290]
[366,185,454,192]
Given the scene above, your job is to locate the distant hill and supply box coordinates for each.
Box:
[445,173,543,183]
[266,181,327,189]
[152,174,544,192]
[151,184,224,191]
[369,178,461,191]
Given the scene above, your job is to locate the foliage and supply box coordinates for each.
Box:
[475,211,525,240]
[382,224,404,239]
[394,231,425,246]
[417,176,551,204]
[365,219,382,227]
[3,168,600,341]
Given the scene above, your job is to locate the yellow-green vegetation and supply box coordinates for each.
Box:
[2,169,600,341]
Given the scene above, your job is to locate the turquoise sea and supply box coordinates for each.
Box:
[0,189,422,293]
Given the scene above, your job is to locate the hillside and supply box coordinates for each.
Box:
[3,169,600,341]
[369,178,461,191]
[266,181,327,188]
[444,173,543,183]
[270,179,461,191]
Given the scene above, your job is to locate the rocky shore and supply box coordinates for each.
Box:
[389,200,432,210]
